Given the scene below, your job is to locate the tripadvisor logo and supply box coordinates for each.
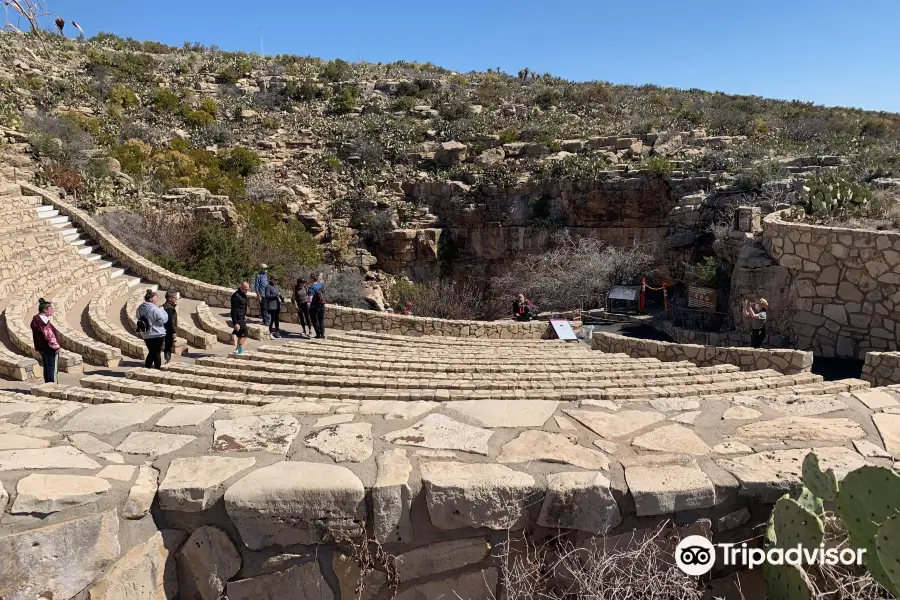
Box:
[675,535,866,576]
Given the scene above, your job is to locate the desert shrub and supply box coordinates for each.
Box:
[42,162,86,195]
[683,256,717,287]
[734,160,787,193]
[25,113,94,167]
[221,146,262,177]
[499,128,520,144]
[110,138,154,179]
[216,57,253,84]
[357,209,395,245]
[106,84,139,109]
[199,98,219,117]
[533,85,562,109]
[321,58,352,82]
[153,88,181,113]
[329,85,359,114]
[391,96,417,111]
[859,117,896,140]
[283,79,328,102]
[490,233,658,314]
[237,201,323,275]
[182,107,215,128]
[395,80,421,97]
[645,156,673,177]
[436,94,472,120]
[97,209,204,259]
[498,526,706,600]
[193,122,235,147]
[389,278,485,319]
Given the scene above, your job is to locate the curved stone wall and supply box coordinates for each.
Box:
[23,183,553,339]
[592,331,813,374]
[762,212,900,358]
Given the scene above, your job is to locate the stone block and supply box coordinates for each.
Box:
[623,454,717,516]
[420,462,535,530]
[537,471,621,534]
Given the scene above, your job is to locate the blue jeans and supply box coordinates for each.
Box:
[40,350,58,383]
[259,298,269,326]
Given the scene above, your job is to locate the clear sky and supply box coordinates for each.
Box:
[41,0,900,112]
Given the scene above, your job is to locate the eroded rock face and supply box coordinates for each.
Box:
[224,461,366,549]
[0,510,120,600]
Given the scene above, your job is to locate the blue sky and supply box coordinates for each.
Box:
[43,0,900,112]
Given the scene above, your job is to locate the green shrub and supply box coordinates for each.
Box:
[391,96,417,111]
[106,84,140,109]
[499,128,520,144]
[182,108,215,127]
[646,156,673,177]
[153,89,180,113]
[395,80,421,97]
[199,98,219,117]
[216,57,252,84]
[683,256,717,287]
[221,146,262,177]
[329,85,358,114]
[283,79,326,102]
[437,95,472,120]
[322,58,352,82]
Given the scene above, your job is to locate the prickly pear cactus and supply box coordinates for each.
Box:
[801,174,872,217]
[876,514,900,596]
[836,466,900,597]
[802,452,838,502]
[764,564,814,600]
[772,496,824,551]
[794,487,824,517]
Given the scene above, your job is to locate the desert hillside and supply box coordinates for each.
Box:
[1,31,898,315]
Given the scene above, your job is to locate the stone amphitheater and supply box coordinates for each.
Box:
[1,164,900,600]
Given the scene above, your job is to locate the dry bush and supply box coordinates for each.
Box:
[490,233,658,315]
[97,208,202,260]
[389,278,486,320]
[497,525,709,600]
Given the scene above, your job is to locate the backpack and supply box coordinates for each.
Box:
[311,285,326,307]
[136,315,150,334]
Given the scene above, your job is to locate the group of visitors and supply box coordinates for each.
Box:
[229,267,327,354]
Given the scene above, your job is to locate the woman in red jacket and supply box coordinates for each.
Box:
[30,298,61,383]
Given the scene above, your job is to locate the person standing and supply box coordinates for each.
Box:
[254,264,270,327]
[137,289,168,369]
[293,277,312,338]
[30,298,61,383]
[744,297,769,349]
[231,281,250,354]
[162,290,179,362]
[308,272,326,339]
[264,276,284,338]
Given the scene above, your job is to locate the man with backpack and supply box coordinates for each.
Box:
[136,289,168,369]
[162,290,179,362]
[307,272,326,339]
[231,281,250,354]
[254,264,269,327]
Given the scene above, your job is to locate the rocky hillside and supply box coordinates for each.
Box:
[1,31,899,290]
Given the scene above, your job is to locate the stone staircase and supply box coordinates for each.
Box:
[0,179,239,380]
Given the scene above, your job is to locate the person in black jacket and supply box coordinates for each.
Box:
[231,281,250,354]
[162,290,179,362]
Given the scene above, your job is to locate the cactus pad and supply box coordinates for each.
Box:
[794,487,824,516]
[876,514,900,596]
[772,496,824,553]
[764,564,814,600]
[836,466,900,596]
[801,452,838,502]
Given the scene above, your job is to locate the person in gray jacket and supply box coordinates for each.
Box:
[137,289,168,369]
[264,276,285,338]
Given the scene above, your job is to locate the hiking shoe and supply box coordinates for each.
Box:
[236,346,243,355]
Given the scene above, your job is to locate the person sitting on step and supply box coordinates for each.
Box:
[513,294,535,321]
